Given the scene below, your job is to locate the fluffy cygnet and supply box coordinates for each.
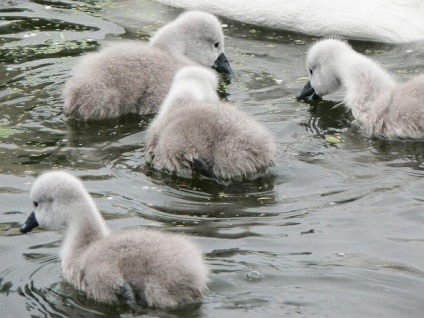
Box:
[297,38,424,140]
[20,171,208,309]
[63,10,232,120]
[146,66,276,181]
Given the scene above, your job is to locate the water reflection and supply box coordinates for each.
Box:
[371,139,424,170]
[300,99,352,136]
[299,97,424,171]
[17,280,122,318]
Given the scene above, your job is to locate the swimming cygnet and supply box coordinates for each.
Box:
[297,38,424,140]
[20,171,208,309]
[146,66,276,181]
[63,10,232,120]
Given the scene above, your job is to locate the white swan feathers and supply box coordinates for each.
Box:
[152,0,424,43]
[63,10,231,120]
[297,38,424,140]
[20,171,208,309]
[146,66,276,180]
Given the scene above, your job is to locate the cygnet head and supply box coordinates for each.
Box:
[20,171,91,233]
[161,66,220,111]
[150,11,232,74]
[297,39,352,100]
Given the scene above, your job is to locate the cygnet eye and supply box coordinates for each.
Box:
[214,42,219,48]
[309,69,313,75]
[33,201,38,208]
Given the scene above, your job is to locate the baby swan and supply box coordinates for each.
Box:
[297,38,424,140]
[63,10,232,120]
[146,66,276,181]
[20,171,208,309]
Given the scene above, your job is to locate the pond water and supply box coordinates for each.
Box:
[1,1,424,317]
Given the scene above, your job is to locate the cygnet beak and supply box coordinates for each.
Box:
[20,211,39,234]
[213,52,233,76]
[296,81,321,101]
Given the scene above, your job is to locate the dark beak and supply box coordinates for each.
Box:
[296,81,321,101]
[213,52,233,76]
[20,212,39,234]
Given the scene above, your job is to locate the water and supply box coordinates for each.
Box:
[1,1,424,317]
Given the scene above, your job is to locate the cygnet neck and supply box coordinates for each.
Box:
[337,50,396,117]
[60,192,110,263]
[159,79,219,117]
[149,24,188,61]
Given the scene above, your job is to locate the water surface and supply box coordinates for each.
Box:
[1,1,424,317]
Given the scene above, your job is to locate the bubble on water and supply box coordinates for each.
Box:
[337,252,346,257]
[246,270,262,281]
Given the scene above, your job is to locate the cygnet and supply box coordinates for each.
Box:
[297,38,424,139]
[20,171,208,309]
[146,66,276,181]
[63,10,232,120]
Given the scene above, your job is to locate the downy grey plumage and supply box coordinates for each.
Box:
[63,11,232,120]
[146,66,276,181]
[297,38,424,139]
[20,171,208,309]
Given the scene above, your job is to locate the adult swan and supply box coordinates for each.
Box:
[152,0,424,43]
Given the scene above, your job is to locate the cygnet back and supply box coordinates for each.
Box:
[146,66,276,181]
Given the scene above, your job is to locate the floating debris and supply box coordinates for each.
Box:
[325,136,342,144]
[0,127,22,138]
